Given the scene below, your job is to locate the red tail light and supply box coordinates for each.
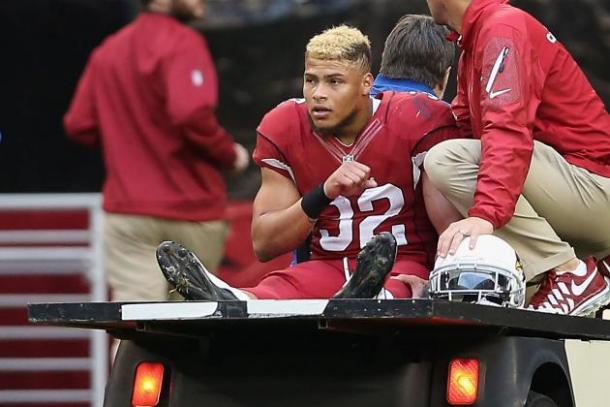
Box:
[132,362,164,406]
[447,358,479,405]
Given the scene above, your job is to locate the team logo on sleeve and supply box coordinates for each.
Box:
[481,39,520,105]
[191,69,204,87]
[486,47,511,99]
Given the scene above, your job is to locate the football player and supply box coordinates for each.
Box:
[158,23,460,300]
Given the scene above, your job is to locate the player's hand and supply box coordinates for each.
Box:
[437,217,494,258]
[322,161,377,199]
[391,274,428,298]
[232,143,250,173]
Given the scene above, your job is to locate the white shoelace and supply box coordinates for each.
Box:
[341,256,392,299]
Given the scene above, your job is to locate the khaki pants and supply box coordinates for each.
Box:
[104,213,228,301]
[424,139,610,281]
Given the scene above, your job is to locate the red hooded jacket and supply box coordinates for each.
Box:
[453,0,610,229]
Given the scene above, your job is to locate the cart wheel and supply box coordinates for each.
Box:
[525,391,558,407]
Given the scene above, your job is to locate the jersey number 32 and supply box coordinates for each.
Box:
[319,184,408,251]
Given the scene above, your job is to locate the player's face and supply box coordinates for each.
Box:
[172,0,206,21]
[303,57,372,134]
[426,0,449,25]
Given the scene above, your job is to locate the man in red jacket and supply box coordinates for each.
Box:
[64,0,249,302]
[423,0,610,316]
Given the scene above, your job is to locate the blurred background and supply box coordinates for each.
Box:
[0,1,608,406]
[0,0,609,197]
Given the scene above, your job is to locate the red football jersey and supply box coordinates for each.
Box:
[253,91,458,268]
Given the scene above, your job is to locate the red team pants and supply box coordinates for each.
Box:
[243,258,429,299]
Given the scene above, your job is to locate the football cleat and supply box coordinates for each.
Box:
[333,232,397,299]
[156,241,238,301]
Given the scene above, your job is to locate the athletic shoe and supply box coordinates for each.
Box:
[156,241,238,301]
[527,257,610,316]
[598,255,610,279]
[333,232,397,299]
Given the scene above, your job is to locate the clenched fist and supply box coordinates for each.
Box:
[323,161,377,199]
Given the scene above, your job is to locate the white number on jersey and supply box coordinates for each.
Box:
[318,184,408,252]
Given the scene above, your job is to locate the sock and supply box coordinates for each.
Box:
[555,260,586,275]
[206,270,251,301]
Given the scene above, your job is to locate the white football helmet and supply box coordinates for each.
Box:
[429,235,526,308]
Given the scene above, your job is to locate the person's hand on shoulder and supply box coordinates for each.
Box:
[232,143,250,173]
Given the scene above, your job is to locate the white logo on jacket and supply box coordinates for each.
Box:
[191,69,204,87]
[485,47,512,100]
[490,88,512,99]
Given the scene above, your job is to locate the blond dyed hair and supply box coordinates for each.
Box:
[305,25,371,72]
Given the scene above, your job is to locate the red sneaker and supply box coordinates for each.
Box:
[598,255,610,279]
[527,257,610,316]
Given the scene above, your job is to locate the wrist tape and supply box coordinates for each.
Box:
[301,184,332,220]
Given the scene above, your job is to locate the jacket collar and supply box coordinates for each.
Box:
[459,0,509,49]
[371,75,436,97]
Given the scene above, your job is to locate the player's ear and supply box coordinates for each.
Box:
[362,72,374,96]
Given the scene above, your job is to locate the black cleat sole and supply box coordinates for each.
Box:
[156,241,237,301]
[333,232,398,299]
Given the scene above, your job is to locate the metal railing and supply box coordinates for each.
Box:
[0,193,106,406]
